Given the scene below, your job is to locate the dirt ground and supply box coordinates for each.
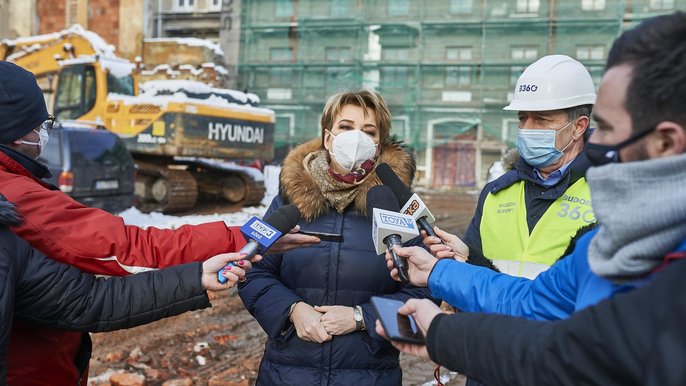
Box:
[88,188,478,386]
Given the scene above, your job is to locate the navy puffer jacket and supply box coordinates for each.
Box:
[238,139,434,386]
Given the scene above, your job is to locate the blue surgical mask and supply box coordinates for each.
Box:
[516,120,574,168]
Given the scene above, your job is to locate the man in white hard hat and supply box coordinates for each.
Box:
[431,55,597,279]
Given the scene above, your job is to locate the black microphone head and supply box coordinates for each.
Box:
[263,204,301,234]
[366,184,400,218]
[375,163,413,204]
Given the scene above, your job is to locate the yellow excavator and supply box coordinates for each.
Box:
[1,25,275,212]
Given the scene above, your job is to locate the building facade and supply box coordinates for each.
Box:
[237,0,682,187]
[150,0,241,87]
[0,0,147,60]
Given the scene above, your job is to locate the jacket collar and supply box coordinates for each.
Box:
[490,151,591,195]
[279,137,416,221]
[0,145,52,179]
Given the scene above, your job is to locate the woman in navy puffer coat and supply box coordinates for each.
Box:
[238,90,434,386]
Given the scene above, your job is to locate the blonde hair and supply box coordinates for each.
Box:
[320,89,392,147]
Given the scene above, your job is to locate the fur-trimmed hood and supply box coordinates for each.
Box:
[279,137,416,221]
[0,198,21,227]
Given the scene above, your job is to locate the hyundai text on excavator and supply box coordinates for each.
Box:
[1,25,275,212]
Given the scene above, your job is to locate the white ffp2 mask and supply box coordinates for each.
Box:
[328,129,378,172]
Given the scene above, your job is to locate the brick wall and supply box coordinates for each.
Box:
[88,0,120,48]
[37,0,66,34]
[36,0,119,50]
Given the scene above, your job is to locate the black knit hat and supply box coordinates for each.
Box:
[0,61,50,144]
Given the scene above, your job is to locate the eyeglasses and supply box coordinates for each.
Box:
[40,115,55,131]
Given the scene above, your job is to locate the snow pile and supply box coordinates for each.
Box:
[58,56,134,78]
[144,37,225,57]
[100,57,135,77]
[140,80,260,106]
[139,63,229,78]
[107,91,274,118]
[262,165,281,206]
[110,79,273,117]
[119,206,268,229]
[2,24,117,58]
[201,62,229,75]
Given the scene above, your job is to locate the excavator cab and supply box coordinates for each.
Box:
[54,63,97,121]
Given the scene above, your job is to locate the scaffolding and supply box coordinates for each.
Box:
[237,0,683,187]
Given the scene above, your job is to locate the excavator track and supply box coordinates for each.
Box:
[135,162,198,213]
[195,170,265,207]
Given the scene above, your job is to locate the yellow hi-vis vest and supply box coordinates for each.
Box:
[480,178,595,278]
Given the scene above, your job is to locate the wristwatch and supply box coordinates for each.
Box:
[353,305,366,330]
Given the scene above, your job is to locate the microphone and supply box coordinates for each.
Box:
[366,185,419,283]
[217,204,301,283]
[375,163,439,239]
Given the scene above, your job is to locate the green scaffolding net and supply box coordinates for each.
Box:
[237,0,682,185]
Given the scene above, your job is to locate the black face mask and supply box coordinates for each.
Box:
[584,126,655,166]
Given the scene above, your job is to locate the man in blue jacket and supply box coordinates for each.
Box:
[386,11,686,323]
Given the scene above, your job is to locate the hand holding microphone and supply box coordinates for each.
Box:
[217,204,301,284]
[366,185,419,283]
[205,252,260,289]
[375,163,439,239]
[376,163,469,261]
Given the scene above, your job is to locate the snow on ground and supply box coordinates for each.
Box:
[119,205,268,229]
[118,166,280,229]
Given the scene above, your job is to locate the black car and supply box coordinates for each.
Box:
[39,121,136,213]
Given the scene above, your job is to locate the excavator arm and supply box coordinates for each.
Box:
[0,25,111,77]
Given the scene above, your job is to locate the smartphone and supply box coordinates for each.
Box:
[371,296,425,344]
[297,229,343,242]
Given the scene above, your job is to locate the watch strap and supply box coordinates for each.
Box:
[354,305,366,331]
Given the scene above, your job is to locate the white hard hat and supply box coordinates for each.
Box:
[504,54,596,111]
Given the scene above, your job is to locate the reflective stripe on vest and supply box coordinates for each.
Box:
[480,178,595,278]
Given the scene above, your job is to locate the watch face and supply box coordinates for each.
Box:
[354,309,362,321]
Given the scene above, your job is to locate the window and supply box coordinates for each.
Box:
[383,48,409,61]
[331,0,352,17]
[511,46,538,60]
[446,46,473,61]
[450,0,474,14]
[209,0,222,11]
[515,0,540,13]
[325,47,352,62]
[388,0,409,16]
[446,66,471,86]
[176,0,196,10]
[270,47,293,62]
[576,45,605,60]
[382,66,408,88]
[275,0,293,17]
[55,65,96,121]
[269,68,293,86]
[107,73,134,96]
[649,0,674,10]
[581,0,605,11]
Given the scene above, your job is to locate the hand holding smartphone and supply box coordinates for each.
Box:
[371,296,425,344]
[297,229,343,242]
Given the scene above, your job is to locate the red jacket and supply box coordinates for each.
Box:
[0,151,246,385]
